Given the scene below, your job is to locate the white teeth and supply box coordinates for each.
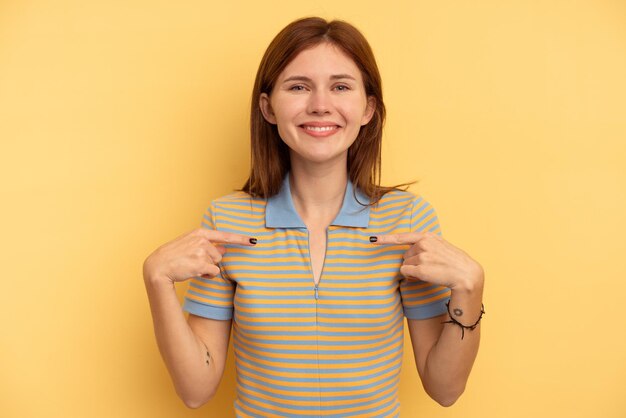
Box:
[303,125,336,132]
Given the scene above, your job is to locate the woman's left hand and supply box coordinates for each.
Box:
[371,232,484,291]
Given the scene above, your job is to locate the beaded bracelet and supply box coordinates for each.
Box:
[442,300,485,340]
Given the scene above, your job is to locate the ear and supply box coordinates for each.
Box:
[361,96,376,126]
[259,93,277,124]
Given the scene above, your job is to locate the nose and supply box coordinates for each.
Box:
[307,89,332,115]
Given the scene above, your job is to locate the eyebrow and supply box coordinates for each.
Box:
[282,74,357,83]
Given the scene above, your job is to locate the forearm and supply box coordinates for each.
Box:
[422,281,484,406]
[144,274,221,407]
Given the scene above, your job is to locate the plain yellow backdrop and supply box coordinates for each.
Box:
[1,1,625,417]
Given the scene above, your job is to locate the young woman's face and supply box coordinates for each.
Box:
[260,42,375,167]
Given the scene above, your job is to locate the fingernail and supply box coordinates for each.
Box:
[249,238,257,245]
[369,236,378,243]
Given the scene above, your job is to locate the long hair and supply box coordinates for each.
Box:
[241,17,410,204]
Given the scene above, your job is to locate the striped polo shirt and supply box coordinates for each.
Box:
[183,175,451,417]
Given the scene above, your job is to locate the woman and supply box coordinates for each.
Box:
[143,17,485,417]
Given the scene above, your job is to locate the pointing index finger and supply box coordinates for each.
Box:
[370,233,425,245]
[200,229,257,246]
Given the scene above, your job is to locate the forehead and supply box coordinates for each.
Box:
[278,42,363,81]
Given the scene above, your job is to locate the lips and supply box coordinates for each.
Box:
[299,122,341,137]
[299,121,341,137]
[302,125,338,132]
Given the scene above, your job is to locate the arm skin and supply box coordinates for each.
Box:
[144,276,232,408]
[373,232,484,406]
[407,277,484,407]
[142,228,254,408]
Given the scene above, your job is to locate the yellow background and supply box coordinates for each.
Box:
[1,1,625,417]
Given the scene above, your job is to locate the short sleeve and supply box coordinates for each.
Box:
[400,196,451,320]
[182,202,235,320]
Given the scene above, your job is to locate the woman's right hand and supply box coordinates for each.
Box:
[143,228,257,285]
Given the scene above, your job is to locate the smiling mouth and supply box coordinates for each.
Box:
[301,125,339,132]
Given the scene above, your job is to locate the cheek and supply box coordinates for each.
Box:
[341,98,369,119]
[272,96,302,120]
[273,116,298,145]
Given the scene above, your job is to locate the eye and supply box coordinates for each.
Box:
[334,84,351,92]
[289,85,307,91]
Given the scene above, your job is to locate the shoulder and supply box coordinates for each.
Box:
[202,191,266,232]
[373,189,434,213]
[372,190,439,231]
[208,191,266,215]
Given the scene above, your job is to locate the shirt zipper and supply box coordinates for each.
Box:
[307,228,329,300]
[306,227,328,416]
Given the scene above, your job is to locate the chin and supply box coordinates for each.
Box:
[291,149,347,166]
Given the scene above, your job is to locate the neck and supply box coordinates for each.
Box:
[288,157,348,228]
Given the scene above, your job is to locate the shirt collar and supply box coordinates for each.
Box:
[265,174,370,228]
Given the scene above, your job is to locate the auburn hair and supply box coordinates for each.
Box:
[241,16,409,205]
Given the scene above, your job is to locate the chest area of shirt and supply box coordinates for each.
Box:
[222,227,407,299]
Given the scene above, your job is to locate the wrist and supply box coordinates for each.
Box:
[442,299,485,340]
[448,270,484,322]
[450,265,484,294]
[143,259,175,289]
